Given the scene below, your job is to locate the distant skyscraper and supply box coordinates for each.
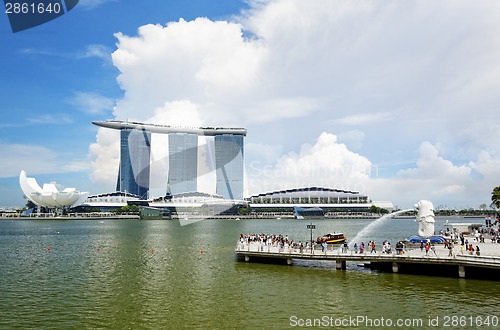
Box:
[167,133,198,194]
[215,134,244,200]
[116,128,151,199]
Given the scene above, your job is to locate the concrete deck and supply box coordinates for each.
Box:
[235,240,500,279]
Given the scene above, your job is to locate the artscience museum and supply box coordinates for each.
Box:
[19,170,89,209]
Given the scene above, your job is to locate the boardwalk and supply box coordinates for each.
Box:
[235,240,500,279]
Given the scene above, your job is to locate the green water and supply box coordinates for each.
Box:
[0,218,498,329]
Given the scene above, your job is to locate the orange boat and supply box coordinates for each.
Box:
[316,233,346,244]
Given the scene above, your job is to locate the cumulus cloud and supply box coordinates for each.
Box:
[247,132,373,195]
[88,0,500,206]
[397,142,471,181]
[89,128,119,185]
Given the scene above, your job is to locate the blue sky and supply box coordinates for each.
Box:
[2,0,500,209]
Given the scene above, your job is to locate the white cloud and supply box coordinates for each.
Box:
[87,0,500,207]
[247,134,500,208]
[397,142,471,181]
[0,144,89,178]
[70,91,115,115]
[28,114,73,125]
[81,44,112,63]
[247,132,373,195]
[88,128,119,185]
[337,130,365,151]
[334,112,394,126]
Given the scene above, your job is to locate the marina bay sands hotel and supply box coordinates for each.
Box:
[93,120,246,201]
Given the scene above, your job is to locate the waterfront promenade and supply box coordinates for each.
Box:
[235,238,500,279]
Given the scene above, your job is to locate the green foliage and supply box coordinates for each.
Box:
[369,205,389,214]
[492,186,500,209]
[238,207,251,215]
[120,205,130,213]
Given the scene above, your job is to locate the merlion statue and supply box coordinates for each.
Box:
[415,200,435,237]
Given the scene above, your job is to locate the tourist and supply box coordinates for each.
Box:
[448,242,454,257]
[420,241,424,252]
[354,243,358,254]
[425,243,430,255]
[371,242,376,253]
[476,246,480,256]
[360,242,364,254]
[431,244,437,256]
[460,244,464,255]
[469,244,473,255]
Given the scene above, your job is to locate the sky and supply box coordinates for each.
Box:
[1,0,500,210]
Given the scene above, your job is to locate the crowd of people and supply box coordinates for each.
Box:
[239,233,489,257]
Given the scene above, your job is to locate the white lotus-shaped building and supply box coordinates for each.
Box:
[19,170,89,208]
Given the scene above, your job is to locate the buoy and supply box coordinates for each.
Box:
[152,249,154,253]
[57,232,60,234]
[97,248,99,252]
[47,248,50,251]
[201,251,203,254]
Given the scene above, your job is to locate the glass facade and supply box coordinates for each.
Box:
[117,128,151,199]
[215,134,244,200]
[167,133,198,195]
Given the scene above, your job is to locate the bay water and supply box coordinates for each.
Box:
[0,217,498,328]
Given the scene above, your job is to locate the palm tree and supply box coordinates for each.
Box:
[492,186,500,209]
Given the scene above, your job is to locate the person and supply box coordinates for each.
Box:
[354,243,358,254]
[476,246,480,256]
[469,244,473,255]
[342,242,349,253]
[425,243,430,256]
[371,242,376,253]
[420,241,424,252]
[431,244,437,256]
[448,242,453,257]
[360,242,364,254]
[460,244,464,255]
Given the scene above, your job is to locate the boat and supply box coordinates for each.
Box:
[316,233,346,244]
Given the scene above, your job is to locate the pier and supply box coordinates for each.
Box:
[235,241,500,280]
